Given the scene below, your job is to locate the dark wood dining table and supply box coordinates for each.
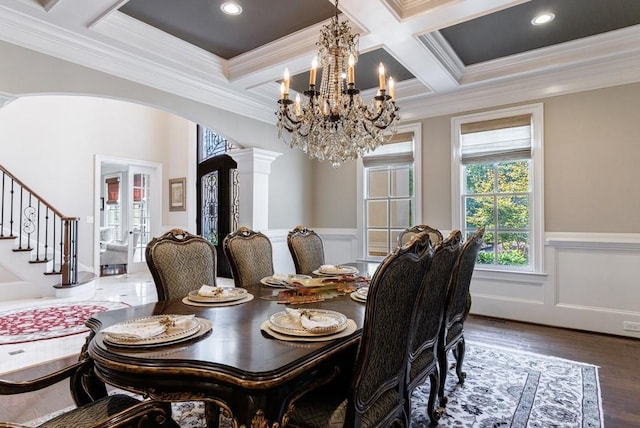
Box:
[84,262,378,428]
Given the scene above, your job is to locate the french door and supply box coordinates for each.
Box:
[96,157,160,276]
[127,165,154,273]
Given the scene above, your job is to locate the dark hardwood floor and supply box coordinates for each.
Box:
[1,315,638,426]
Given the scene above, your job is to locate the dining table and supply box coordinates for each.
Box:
[83,261,378,428]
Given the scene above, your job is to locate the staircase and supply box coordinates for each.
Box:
[0,164,80,300]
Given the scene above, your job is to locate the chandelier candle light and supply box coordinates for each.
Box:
[276,0,399,167]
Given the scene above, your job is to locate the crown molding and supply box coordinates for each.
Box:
[0,4,275,123]
[418,31,464,81]
[92,11,228,82]
[228,22,324,83]
[463,25,640,84]
[398,53,640,120]
[382,0,461,21]
[0,92,17,108]
[1,1,639,127]
[42,0,60,13]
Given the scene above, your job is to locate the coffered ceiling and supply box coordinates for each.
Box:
[1,0,639,123]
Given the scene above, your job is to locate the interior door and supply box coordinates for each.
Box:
[127,166,154,273]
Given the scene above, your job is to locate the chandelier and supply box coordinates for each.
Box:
[275,0,399,167]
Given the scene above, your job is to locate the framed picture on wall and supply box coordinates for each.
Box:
[169,177,186,211]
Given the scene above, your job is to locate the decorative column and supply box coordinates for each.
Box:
[228,148,281,231]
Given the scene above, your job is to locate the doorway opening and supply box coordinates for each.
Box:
[95,156,162,276]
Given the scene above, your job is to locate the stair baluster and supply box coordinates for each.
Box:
[0,164,78,287]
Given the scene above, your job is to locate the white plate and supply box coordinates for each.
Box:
[350,292,366,303]
[260,274,312,288]
[268,309,348,336]
[356,286,369,299]
[187,287,247,303]
[103,315,201,346]
[285,277,334,289]
[313,265,359,276]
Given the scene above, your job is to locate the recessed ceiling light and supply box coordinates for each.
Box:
[220,2,242,16]
[531,12,555,26]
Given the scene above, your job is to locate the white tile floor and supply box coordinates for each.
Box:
[0,273,235,375]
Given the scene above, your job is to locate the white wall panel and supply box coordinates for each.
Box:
[555,249,640,312]
[316,230,640,338]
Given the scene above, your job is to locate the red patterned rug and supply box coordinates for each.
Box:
[0,301,130,345]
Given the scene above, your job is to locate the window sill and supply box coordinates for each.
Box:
[473,267,547,284]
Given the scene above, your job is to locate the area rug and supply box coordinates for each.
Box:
[0,301,130,345]
[410,341,603,427]
[24,341,603,427]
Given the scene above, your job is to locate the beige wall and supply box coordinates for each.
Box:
[311,160,358,228]
[0,40,315,233]
[544,84,640,232]
[0,96,178,268]
[313,82,640,233]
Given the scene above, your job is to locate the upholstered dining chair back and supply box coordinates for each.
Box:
[437,226,485,406]
[288,232,433,428]
[405,230,462,424]
[145,228,217,301]
[397,224,443,248]
[287,225,325,275]
[223,226,274,288]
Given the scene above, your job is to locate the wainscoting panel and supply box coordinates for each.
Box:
[471,276,545,304]
[264,229,295,274]
[471,233,640,338]
[555,249,640,312]
[296,229,640,338]
[265,228,359,274]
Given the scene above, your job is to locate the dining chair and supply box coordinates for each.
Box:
[286,231,433,428]
[0,357,178,428]
[405,230,462,425]
[145,228,217,301]
[222,226,274,288]
[397,225,443,248]
[437,227,485,407]
[287,225,325,275]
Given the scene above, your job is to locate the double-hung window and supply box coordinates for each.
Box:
[452,104,544,273]
[359,124,422,260]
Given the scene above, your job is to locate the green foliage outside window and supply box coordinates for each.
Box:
[465,160,530,267]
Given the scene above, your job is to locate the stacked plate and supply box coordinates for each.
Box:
[260,274,312,288]
[350,286,369,303]
[313,265,359,276]
[101,315,204,347]
[267,309,348,337]
[186,287,248,303]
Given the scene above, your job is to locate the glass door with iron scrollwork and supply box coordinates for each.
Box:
[196,126,238,278]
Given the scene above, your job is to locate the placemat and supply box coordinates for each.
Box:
[260,319,357,342]
[182,294,254,307]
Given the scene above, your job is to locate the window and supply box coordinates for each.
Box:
[358,123,422,260]
[452,104,544,273]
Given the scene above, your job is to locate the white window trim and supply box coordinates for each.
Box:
[357,122,422,261]
[451,103,545,274]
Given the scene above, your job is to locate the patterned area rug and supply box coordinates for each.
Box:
[410,341,603,427]
[24,341,603,427]
[0,301,130,345]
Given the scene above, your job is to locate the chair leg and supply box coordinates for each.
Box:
[427,371,440,425]
[454,337,467,384]
[205,403,221,428]
[437,346,448,408]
